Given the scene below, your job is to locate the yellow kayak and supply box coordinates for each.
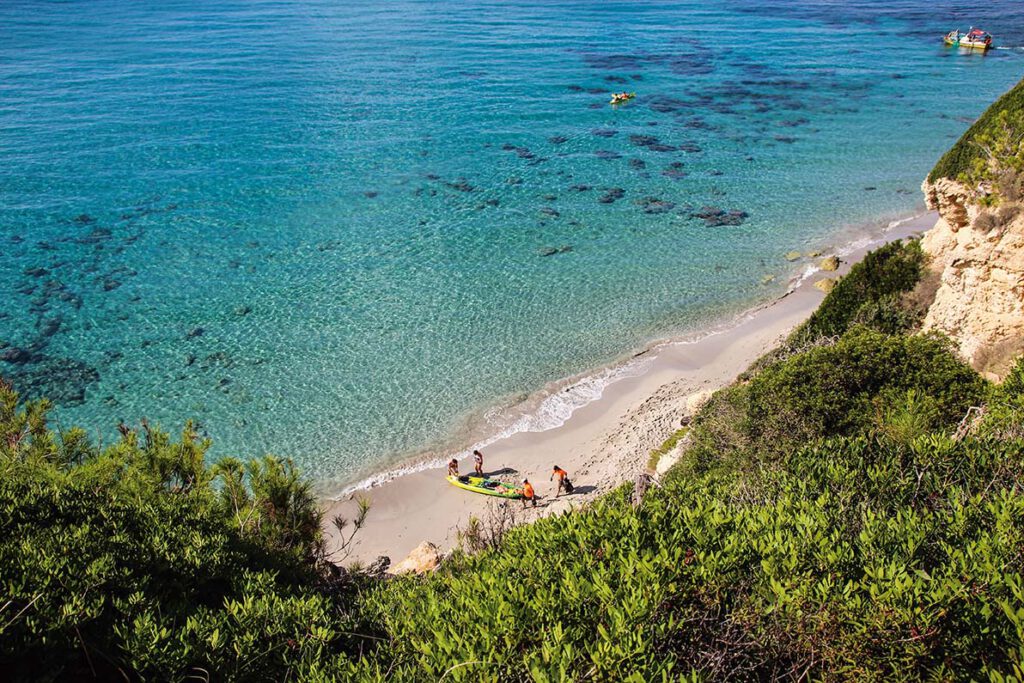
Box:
[447,475,524,499]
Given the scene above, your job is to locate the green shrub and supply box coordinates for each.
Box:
[977,355,1024,441]
[790,240,927,346]
[0,380,365,681]
[678,327,987,476]
[346,433,1024,681]
[929,77,1024,186]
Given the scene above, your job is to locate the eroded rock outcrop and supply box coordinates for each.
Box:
[392,541,442,575]
[920,178,1024,380]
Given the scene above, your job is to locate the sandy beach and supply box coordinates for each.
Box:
[326,213,936,567]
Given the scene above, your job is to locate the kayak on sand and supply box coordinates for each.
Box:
[446,475,524,499]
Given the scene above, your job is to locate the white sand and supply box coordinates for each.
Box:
[325,214,935,567]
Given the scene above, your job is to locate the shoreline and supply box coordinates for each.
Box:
[325,211,937,566]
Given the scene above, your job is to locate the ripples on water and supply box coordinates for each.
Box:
[1,0,1022,487]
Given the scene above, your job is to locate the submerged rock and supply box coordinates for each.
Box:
[7,355,100,406]
[785,251,803,262]
[445,178,475,192]
[598,188,625,204]
[1,347,36,365]
[78,227,113,244]
[634,197,676,214]
[37,316,62,339]
[692,206,748,226]
[200,351,234,369]
[646,95,689,114]
[595,150,622,161]
[819,256,840,271]
[548,135,569,144]
[508,146,535,160]
[591,128,617,138]
[629,134,660,148]
[668,53,713,75]
[538,245,573,257]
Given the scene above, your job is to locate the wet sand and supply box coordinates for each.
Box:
[325,213,936,567]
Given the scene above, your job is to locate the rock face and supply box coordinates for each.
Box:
[392,541,442,575]
[920,178,1024,380]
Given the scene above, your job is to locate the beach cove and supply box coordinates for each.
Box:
[3,1,1023,493]
[329,212,936,566]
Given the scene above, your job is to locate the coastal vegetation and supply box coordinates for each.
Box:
[0,394,372,680]
[929,77,1024,205]
[4,228,1024,680]
[4,67,1024,683]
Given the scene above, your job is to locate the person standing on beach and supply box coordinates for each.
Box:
[551,465,570,497]
[521,479,536,508]
[447,458,459,477]
[473,449,484,476]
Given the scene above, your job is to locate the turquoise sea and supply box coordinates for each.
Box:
[2,0,1023,490]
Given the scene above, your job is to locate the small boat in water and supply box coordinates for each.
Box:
[610,92,635,105]
[944,27,993,50]
[447,474,524,499]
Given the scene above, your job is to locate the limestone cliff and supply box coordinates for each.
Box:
[920,178,1024,380]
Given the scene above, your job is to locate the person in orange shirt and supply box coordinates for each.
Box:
[521,479,536,508]
[551,465,569,497]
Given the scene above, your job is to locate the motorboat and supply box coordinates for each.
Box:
[944,27,993,50]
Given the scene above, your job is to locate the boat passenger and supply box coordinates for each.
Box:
[521,479,537,508]
[447,458,459,477]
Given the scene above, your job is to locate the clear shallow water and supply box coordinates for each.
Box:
[2,0,1023,489]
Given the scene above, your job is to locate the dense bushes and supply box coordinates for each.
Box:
[789,239,927,346]
[929,76,1024,185]
[678,327,986,477]
[2,238,1023,681]
[0,382,365,681]
[342,432,1024,681]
